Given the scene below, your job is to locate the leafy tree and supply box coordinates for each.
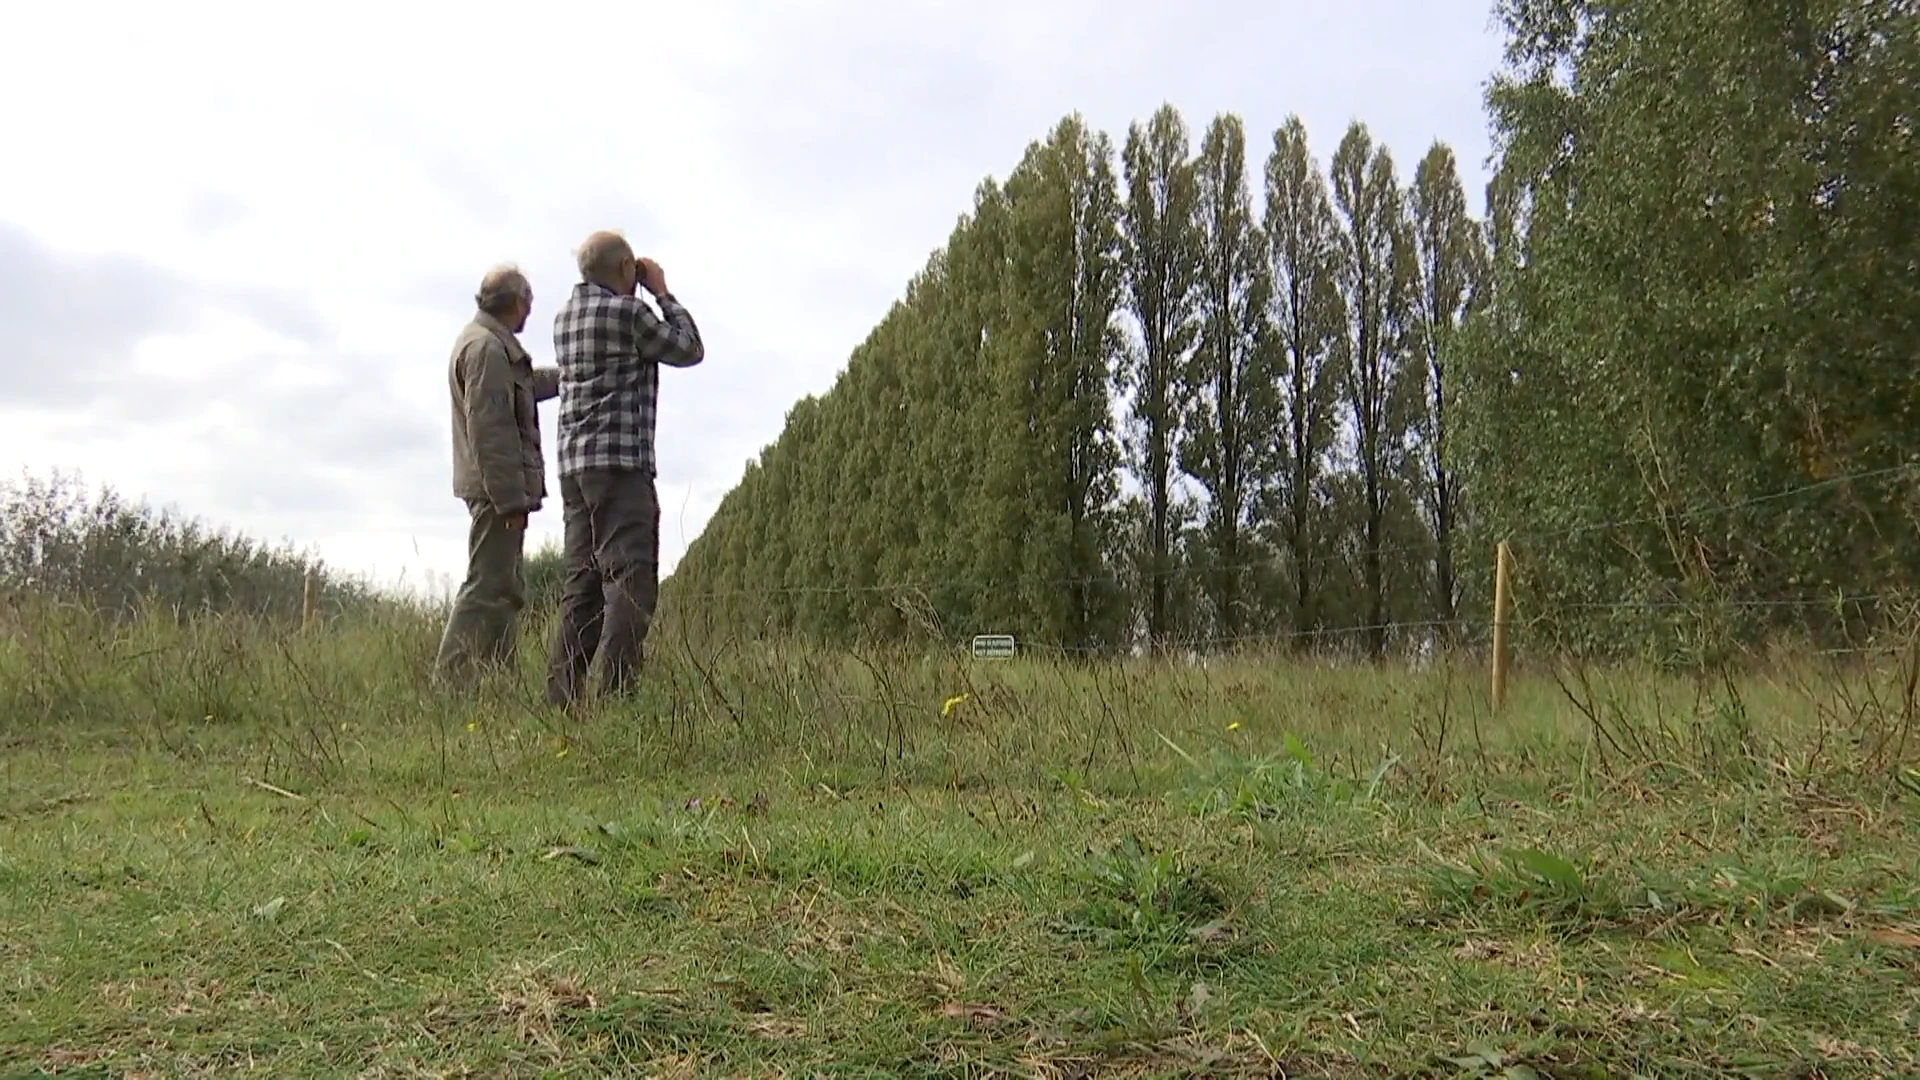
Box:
[1466,0,1920,653]
[662,0,1918,665]
[992,114,1130,652]
[1180,112,1277,643]
[1259,115,1348,643]
[1330,121,1416,657]
[1117,103,1203,651]
[1405,141,1486,633]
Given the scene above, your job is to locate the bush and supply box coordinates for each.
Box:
[0,470,383,624]
[526,539,565,610]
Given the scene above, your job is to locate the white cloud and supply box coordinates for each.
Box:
[0,0,1503,601]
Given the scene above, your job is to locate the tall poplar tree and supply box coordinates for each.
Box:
[1181,112,1276,641]
[1406,141,1485,631]
[995,114,1128,652]
[1331,121,1414,657]
[1118,103,1202,651]
[938,179,1014,635]
[1260,115,1348,641]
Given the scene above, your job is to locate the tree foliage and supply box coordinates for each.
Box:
[664,3,1919,659]
[1459,0,1920,653]
[1117,104,1203,651]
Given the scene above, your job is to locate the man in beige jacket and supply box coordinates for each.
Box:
[433,263,559,687]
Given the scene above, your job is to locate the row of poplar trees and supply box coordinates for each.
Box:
[662,0,1919,657]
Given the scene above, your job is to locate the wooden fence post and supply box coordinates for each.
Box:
[1491,541,1512,713]
[302,569,318,629]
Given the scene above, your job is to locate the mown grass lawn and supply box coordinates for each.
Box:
[2,607,1917,1077]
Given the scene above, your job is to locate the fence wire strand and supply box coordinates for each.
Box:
[652,462,1919,658]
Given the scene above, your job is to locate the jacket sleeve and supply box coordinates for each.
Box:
[531,366,560,401]
[461,338,532,514]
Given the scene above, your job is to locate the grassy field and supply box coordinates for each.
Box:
[2,600,1917,1078]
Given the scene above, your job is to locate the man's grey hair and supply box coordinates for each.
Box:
[576,230,634,288]
[474,263,532,316]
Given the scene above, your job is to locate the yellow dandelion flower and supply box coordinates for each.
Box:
[1227,721,1242,732]
[466,720,478,732]
[940,693,970,719]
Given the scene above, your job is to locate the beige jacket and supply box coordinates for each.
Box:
[448,312,558,515]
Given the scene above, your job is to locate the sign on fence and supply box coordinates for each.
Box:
[971,634,1016,659]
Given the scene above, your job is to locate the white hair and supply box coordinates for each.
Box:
[474,263,532,315]
[576,230,634,288]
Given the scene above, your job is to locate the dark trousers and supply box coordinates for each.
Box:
[433,499,527,687]
[544,468,660,706]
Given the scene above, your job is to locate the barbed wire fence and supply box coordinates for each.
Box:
[559,461,1919,792]
[647,462,1920,673]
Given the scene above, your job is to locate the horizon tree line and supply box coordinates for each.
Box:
[660,0,1920,660]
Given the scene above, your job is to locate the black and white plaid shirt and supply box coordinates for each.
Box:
[552,281,704,478]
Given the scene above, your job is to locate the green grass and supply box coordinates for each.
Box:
[3,600,1918,1077]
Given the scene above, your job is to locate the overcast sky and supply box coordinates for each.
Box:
[0,0,1505,600]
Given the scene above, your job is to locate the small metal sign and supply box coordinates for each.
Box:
[971,634,1016,658]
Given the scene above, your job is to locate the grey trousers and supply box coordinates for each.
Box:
[544,468,660,706]
[432,498,527,686]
